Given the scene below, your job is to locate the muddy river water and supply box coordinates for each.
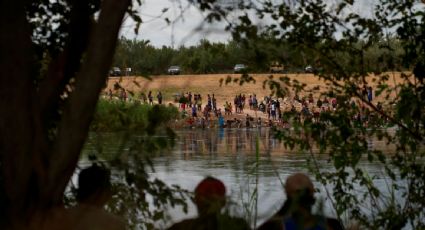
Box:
[82,127,404,228]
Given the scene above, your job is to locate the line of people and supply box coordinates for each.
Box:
[106,88,163,105]
[50,164,344,230]
[169,173,344,230]
[179,92,217,112]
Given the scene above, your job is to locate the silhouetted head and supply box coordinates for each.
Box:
[284,173,315,212]
[77,164,112,206]
[194,177,226,216]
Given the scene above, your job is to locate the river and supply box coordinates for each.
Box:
[82,127,403,229]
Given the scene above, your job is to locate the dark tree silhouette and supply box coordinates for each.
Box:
[0,0,130,228]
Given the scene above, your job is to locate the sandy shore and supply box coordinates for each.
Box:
[105,72,407,119]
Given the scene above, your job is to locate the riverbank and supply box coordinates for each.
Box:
[104,72,408,129]
[93,97,275,131]
[105,72,407,106]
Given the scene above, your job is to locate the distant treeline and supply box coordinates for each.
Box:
[112,37,406,75]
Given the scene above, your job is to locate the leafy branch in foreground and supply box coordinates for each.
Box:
[195,0,425,228]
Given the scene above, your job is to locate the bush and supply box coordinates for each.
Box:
[91,99,179,132]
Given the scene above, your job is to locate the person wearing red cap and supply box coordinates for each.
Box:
[168,176,250,230]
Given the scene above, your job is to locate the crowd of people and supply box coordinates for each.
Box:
[176,87,385,130]
[105,85,388,130]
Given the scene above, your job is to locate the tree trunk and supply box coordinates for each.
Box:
[0,0,131,228]
[44,0,131,210]
[0,0,36,223]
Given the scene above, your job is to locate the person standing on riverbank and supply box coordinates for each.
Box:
[108,89,113,100]
[140,92,147,104]
[192,104,198,117]
[197,94,203,111]
[148,91,153,105]
[218,113,225,128]
[367,86,373,103]
[167,177,250,230]
[252,94,258,111]
[157,91,163,105]
[120,89,127,102]
[212,94,217,111]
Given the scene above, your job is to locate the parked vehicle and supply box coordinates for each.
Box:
[233,64,247,73]
[305,65,314,73]
[168,66,181,75]
[109,67,122,76]
[269,61,284,73]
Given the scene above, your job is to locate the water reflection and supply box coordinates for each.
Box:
[146,128,394,227]
[83,128,401,228]
[175,128,288,158]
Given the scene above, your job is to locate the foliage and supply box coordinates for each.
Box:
[193,0,425,229]
[91,99,179,132]
[113,35,406,75]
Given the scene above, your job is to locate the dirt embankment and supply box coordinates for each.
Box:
[105,73,406,106]
[103,73,407,121]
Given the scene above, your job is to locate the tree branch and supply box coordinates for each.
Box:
[38,0,92,123]
[305,43,423,141]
